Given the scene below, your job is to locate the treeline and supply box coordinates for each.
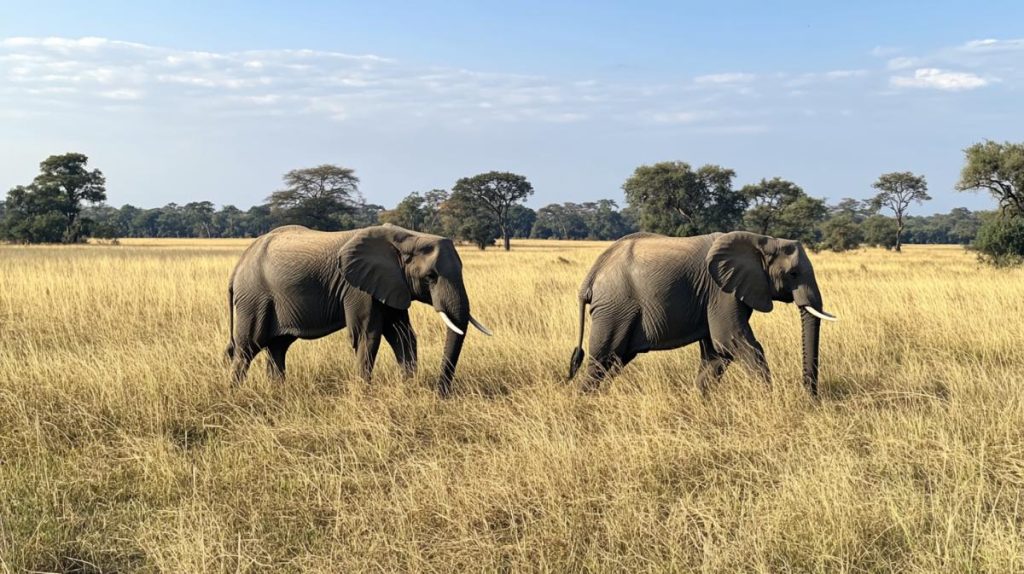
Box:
[4,141,1024,264]
[79,202,384,239]
[70,190,988,249]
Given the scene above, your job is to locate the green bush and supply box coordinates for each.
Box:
[818,213,863,252]
[971,214,1024,266]
[861,215,898,249]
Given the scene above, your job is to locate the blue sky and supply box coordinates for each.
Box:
[2,1,1022,213]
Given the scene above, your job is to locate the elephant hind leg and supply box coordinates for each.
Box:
[230,340,259,386]
[230,298,276,386]
[266,335,296,382]
[582,307,642,391]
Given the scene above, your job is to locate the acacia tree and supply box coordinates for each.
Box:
[742,177,806,235]
[440,190,499,249]
[623,161,745,236]
[956,141,1024,217]
[267,164,360,230]
[380,189,450,233]
[773,195,828,245]
[421,189,449,234]
[451,171,534,251]
[0,153,106,243]
[380,192,428,230]
[870,171,930,252]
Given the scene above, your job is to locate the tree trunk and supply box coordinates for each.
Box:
[502,226,510,251]
[895,218,903,252]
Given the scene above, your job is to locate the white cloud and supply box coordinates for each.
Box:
[890,68,988,91]
[871,45,902,57]
[651,111,708,124]
[960,38,1024,52]
[886,57,921,70]
[99,88,142,100]
[694,72,755,84]
[3,34,1009,133]
[824,69,867,79]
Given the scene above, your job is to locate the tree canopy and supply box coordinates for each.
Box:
[1,153,106,243]
[741,177,827,244]
[870,171,930,252]
[742,177,805,235]
[451,171,534,251]
[266,164,361,230]
[623,162,746,236]
[379,189,449,234]
[956,140,1024,217]
[440,189,499,249]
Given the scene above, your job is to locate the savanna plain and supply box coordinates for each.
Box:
[1,239,1023,573]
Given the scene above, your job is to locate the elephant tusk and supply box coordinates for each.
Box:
[804,306,838,322]
[437,311,465,335]
[469,316,493,336]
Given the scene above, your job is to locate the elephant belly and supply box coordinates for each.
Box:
[647,328,707,351]
[269,285,346,340]
[636,282,708,352]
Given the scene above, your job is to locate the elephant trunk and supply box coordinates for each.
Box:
[793,276,837,322]
[800,308,821,395]
[793,280,834,396]
[432,277,470,396]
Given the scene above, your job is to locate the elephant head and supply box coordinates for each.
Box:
[339,224,491,393]
[706,231,837,394]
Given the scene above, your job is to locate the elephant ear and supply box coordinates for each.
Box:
[339,228,411,310]
[706,231,774,313]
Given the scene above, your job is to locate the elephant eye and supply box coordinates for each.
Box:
[426,271,439,282]
[788,269,800,278]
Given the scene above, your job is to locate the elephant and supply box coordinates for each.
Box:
[567,231,837,395]
[225,224,491,395]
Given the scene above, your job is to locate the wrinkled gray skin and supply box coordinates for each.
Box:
[568,231,835,395]
[226,224,482,395]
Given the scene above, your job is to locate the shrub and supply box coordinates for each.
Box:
[971,214,1024,266]
[818,214,863,252]
[861,215,898,249]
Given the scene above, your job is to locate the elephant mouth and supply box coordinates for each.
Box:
[801,306,838,322]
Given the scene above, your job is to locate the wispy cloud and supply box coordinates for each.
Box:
[650,111,711,124]
[694,72,756,85]
[1,35,1017,136]
[824,69,867,79]
[886,57,921,70]
[958,38,1024,53]
[890,68,989,91]
[0,37,789,130]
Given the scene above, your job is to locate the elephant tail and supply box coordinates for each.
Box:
[225,282,236,361]
[568,288,590,380]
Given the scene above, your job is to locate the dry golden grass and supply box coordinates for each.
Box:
[1,238,1024,572]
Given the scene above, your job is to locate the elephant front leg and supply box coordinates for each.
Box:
[728,333,771,388]
[709,313,772,390]
[695,337,728,395]
[383,310,417,379]
[345,290,384,383]
[354,332,383,382]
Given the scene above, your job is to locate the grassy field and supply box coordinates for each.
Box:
[1,238,1023,572]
